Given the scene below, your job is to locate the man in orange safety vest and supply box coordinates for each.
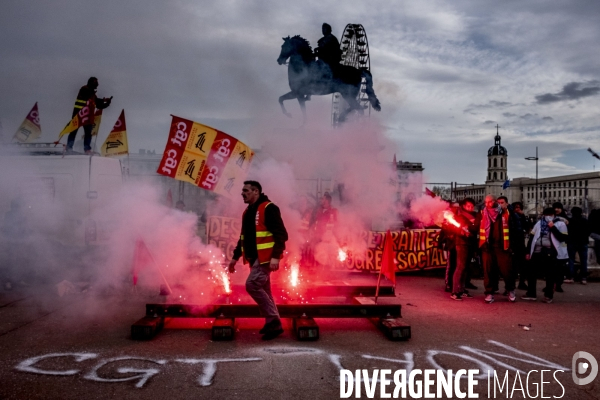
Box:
[229,180,288,340]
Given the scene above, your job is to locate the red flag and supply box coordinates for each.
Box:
[381,230,396,286]
[166,189,173,208]
[132,237,153,286]
[425,187,436,198]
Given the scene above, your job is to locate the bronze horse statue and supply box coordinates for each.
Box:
[277,35,381,124]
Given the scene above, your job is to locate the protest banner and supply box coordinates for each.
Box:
[206,214,446,270]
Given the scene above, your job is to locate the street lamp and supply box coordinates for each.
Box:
[525,147,539,216]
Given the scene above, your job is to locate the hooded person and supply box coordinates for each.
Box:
[522,207,568,303]
[229,181,288,340]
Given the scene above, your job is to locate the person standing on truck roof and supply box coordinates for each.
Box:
[66,77,112,154]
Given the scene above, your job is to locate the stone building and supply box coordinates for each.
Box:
[453,128,600,216]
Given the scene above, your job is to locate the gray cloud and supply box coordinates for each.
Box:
[535,81,600,104]
[542,116,554,121]
[484,120,496,125]
[503,112,517,118]
[520,113,536,120]
[464,100,514,114]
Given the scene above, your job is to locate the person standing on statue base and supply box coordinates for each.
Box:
[229,181,288,340]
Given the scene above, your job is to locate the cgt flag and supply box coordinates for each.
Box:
[425,187,436,198]
[101,110,128,157]
[90,109,103,137]
[57,98,95,140]
[157,115,254,198]
[12,102,42,143]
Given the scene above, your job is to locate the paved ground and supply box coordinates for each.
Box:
[0,272,598,400]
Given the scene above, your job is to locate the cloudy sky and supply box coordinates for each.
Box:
[1,0,599,184]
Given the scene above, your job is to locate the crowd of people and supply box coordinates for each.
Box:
[440,195,594,303]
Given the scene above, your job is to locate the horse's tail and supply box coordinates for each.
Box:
[361,70,381,112]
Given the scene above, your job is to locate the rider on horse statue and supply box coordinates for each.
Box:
[315,23,342,79]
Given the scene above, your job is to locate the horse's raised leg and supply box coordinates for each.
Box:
[338,94,361,123]
[298,97,307,126]
[279,91,297,118]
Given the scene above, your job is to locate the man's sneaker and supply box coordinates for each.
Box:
[581,279,587,285]
[461,292,474,299]
[542,297,553,304]
[259,319,281,334]
[261,327,284,340]
[563,279,574,283]
[484,294,494,304]
[508,291,516,302]
[521,295,536,301]
[450,293,463,301]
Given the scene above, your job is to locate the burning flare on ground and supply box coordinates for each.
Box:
[338,248,348,262]
[289,262,299,287]
[220,270,231,294]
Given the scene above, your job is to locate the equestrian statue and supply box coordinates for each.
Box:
[277,23,381,124]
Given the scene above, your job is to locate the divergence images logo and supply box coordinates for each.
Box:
[572,351,598,386]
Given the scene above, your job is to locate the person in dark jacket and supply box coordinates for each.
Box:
[439,203,458,293]
[446,198,478,300]
[510,201,530,290]
[565,207,591,284]
[589,209,600,262]
[229,181,288,340]
[67,77,112,153]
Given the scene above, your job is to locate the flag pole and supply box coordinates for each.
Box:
[138,236,173,294]
[374,265,383,304]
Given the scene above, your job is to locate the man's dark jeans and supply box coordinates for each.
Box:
[526,249,560,299]
[567,243,588,280]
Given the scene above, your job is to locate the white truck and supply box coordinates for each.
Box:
[0,144,124,247]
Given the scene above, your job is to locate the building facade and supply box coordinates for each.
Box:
[453,129,600,216]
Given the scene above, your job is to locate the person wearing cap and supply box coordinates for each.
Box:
[522,207,568,303]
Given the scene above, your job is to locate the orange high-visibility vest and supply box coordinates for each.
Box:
[241,201,275,265]
[479,209,510,250]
